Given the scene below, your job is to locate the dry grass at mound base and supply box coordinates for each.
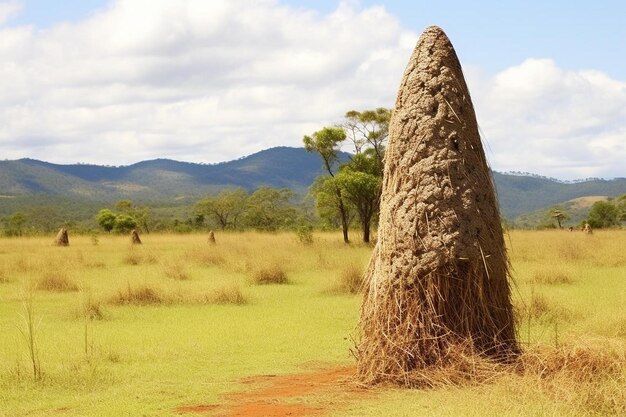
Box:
[517,341,626,415]
[514,291,575,324]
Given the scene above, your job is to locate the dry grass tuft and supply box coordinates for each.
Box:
[163,263,190,281]
[123,251,158,266]
[185,248,226,267]
[36,273,79,292]
[206,286,248,305]
[250,264,289,285]
[327,263,364,294]
[515,291,573,324]
[518,342,626,415]
[530,269,573,285]
[77,297,106,320]
[109,284,163,305]
[0,267,10,283]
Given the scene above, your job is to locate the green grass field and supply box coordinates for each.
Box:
[0,231,624,416]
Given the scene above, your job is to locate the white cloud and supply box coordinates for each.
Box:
[0,0,624,180]
[0,0,414,165]
[470,59,626,179]
[0,1,21,26]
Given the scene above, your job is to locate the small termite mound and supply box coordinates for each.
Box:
[131,229,142,244]
[54,228,69,246]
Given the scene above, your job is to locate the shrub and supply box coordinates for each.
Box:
[251,264,288,285]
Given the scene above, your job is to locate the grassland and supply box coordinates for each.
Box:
[0,230,624,416]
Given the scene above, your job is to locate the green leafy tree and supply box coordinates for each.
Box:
[616,194,626,222]
[335,170,381,243]
[587,201,619,228]
[4,212,27,236]
[194,188,248,230]
[243,187,297,231]
[112,214,137,233]
[115,200,133,212]
[96,209,117,233]
[303,126,350,243]
[113,200,153,233]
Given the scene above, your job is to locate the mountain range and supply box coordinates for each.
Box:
[1,146,625,221]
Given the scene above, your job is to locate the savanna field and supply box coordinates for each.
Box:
[0,230,624,417]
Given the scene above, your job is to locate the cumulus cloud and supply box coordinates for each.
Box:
[0,0,415,165]
[470,59,626,179]
[0,0,624,180]
[0,1,21,26]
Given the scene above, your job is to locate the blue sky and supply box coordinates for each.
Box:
[13,0,626,78]
[1,0,625,179]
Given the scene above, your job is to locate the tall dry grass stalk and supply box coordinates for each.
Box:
[18,289,42,380]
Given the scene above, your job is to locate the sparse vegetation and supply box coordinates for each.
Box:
[0,231,623,416]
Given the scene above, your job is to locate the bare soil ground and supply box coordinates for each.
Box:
[175,365,367,417]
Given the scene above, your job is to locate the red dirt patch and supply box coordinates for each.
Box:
[176,365,370,417]
[176,404,219,414]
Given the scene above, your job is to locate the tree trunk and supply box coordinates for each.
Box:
[362,220,370,243]
[339,200,350,243]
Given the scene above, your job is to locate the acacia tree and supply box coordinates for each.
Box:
[343,108,391,176]
[550,206,569,229]
[303,127,351,243]
[194,188,248,230]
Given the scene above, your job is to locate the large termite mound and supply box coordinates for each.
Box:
[357,26,518,386]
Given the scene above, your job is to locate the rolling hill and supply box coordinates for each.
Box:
[1,146,625,221]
